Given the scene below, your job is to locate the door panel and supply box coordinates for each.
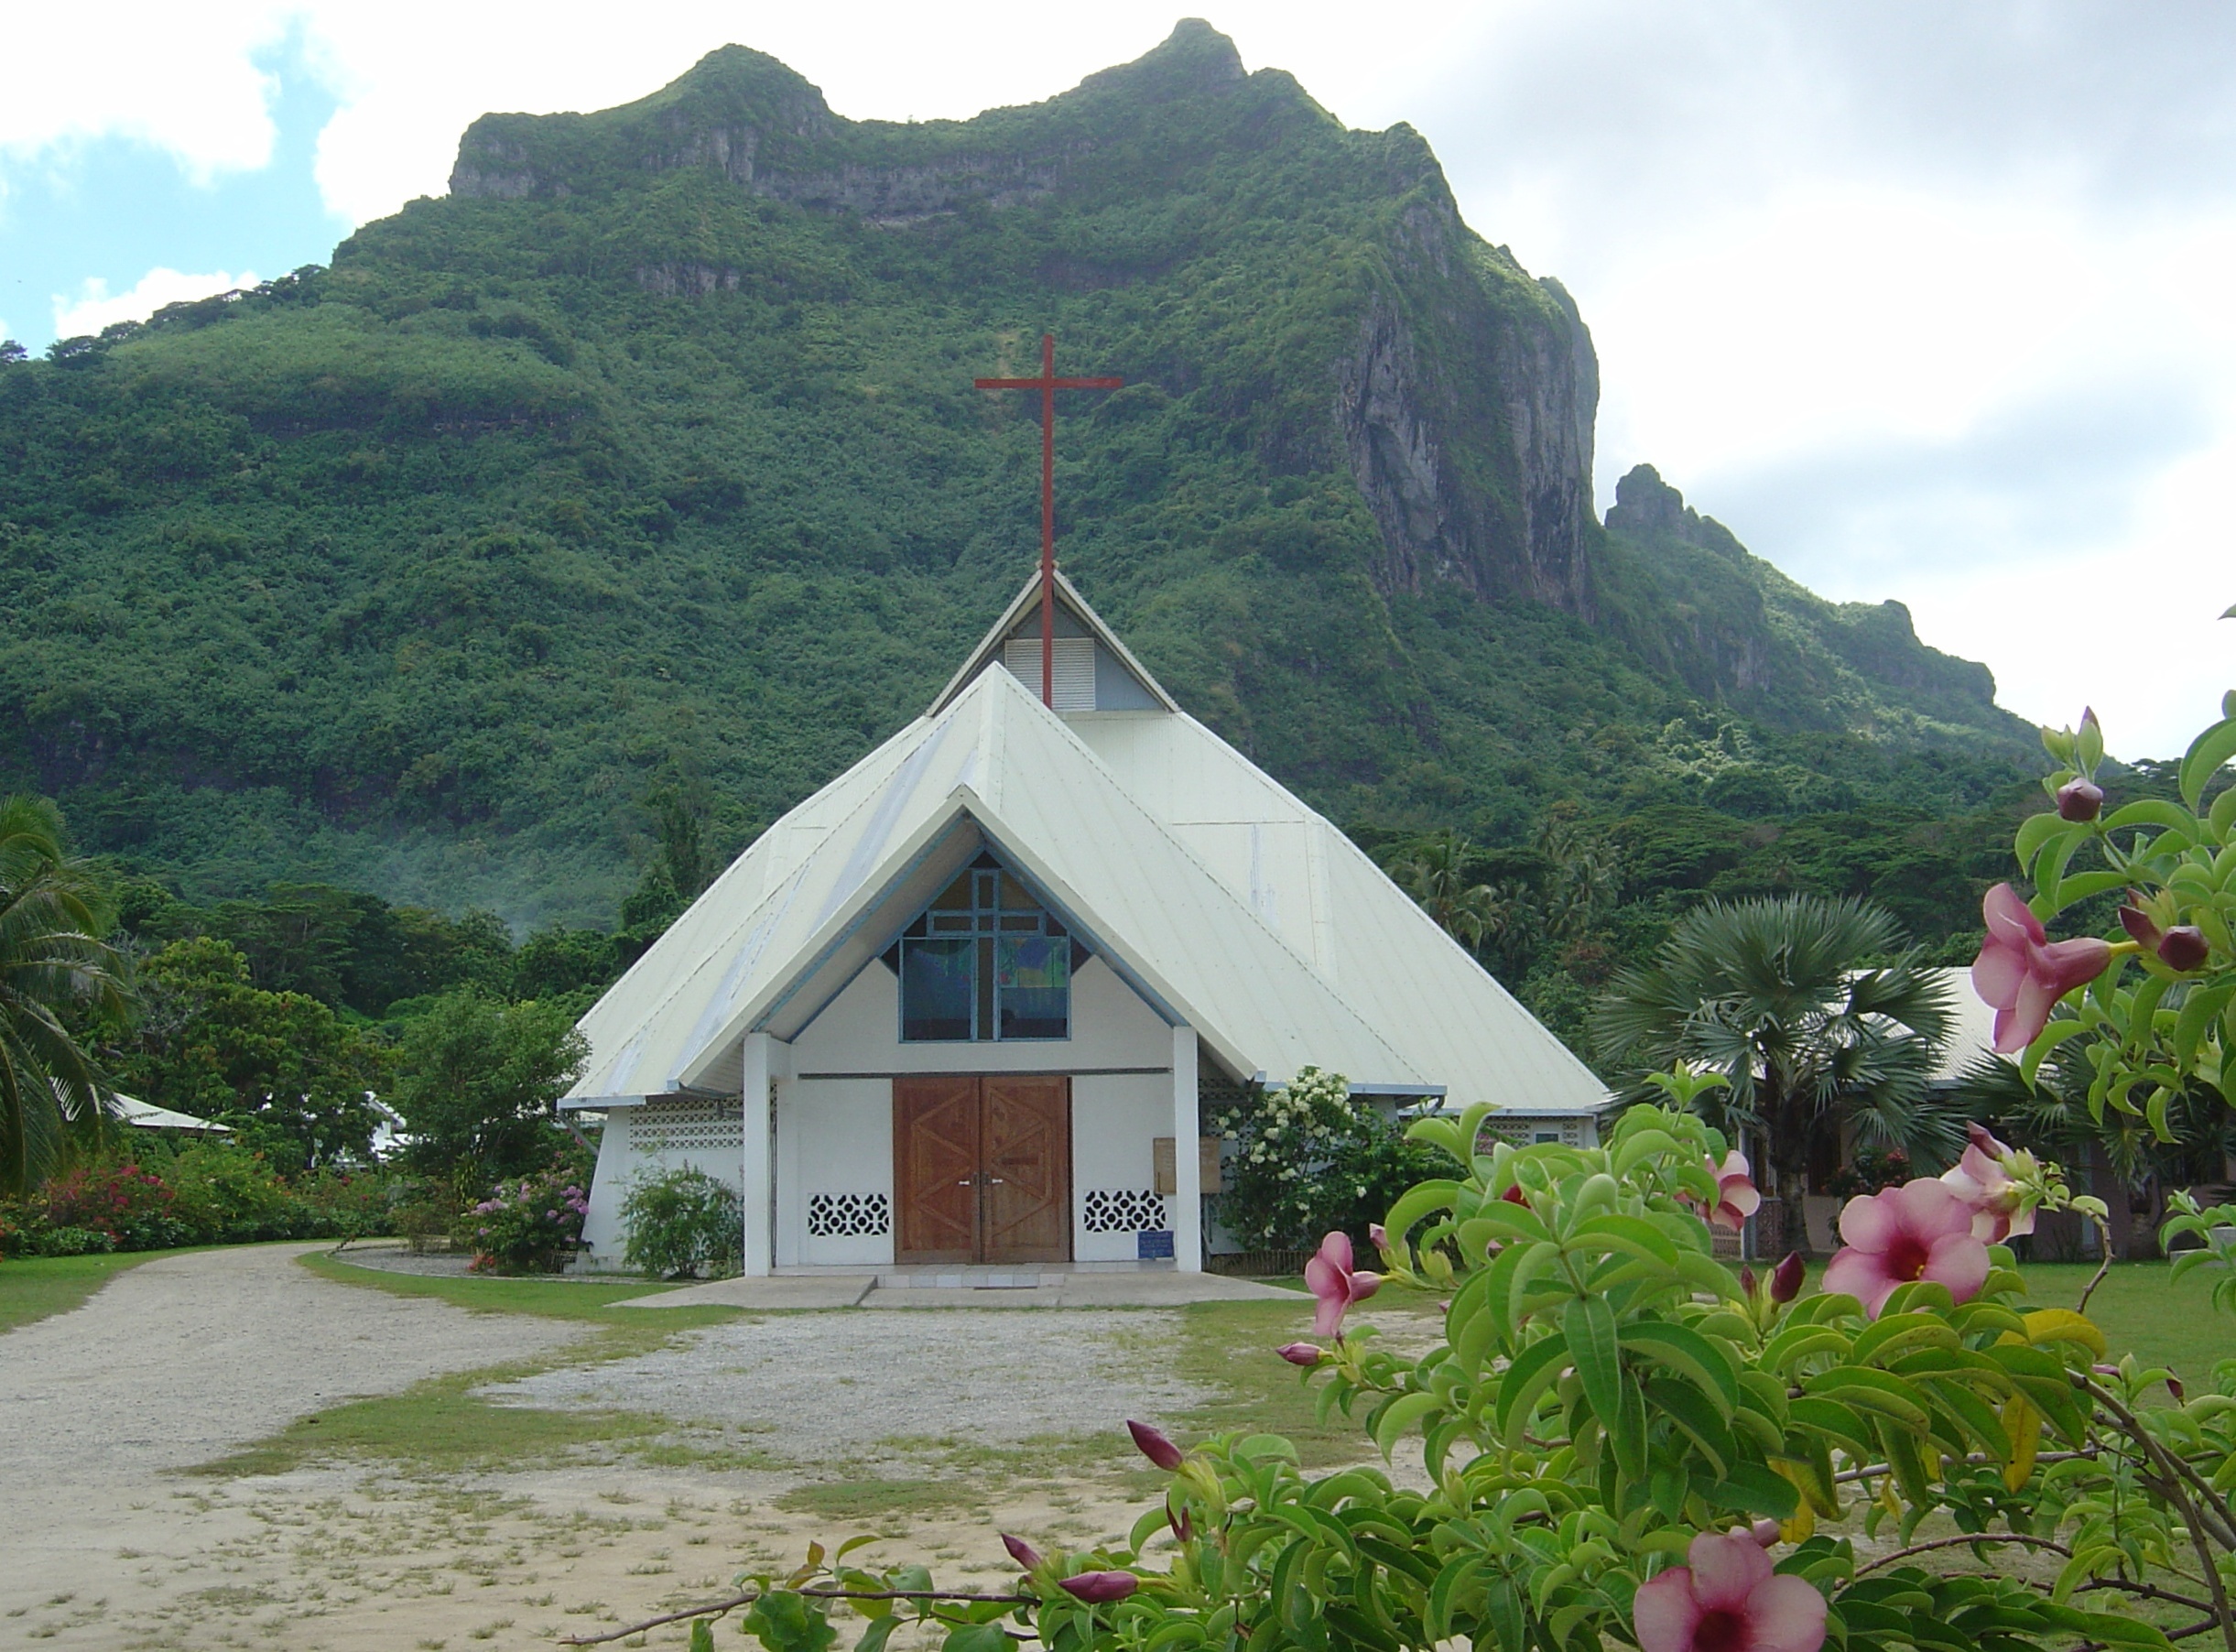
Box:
[982,1076,1071,1264]
[895,1075,980,1263]
[893,1076,1072,1265]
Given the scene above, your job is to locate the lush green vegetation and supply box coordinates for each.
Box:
[0,25,2035,938]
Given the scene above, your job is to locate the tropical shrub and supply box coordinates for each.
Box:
[41,1160,191,1250]
[1209,1068,1445,1252]
[620,1096,2236,1652]
[462,1164,589,1273]
[621,1166,742,1279]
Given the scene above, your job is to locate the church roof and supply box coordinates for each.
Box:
[564,577,1608,1116]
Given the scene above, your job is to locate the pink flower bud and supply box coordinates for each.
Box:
[2056,777,2102,822]
[1126,1419,1183,1471]
[1739,1266,1756,1298]
[1770,1252,1805,1304]
[2120,903,2161,948]
[1368,1223,1389,1250]
[1165,1496,1193,1543]
[2159,926,2209,972]
[1058,1570,1138,1603]
[1750,1518,1782,1548]
[1276,1342,1325,1366]
[2166,1374,2186,1402]
[1501,1184,1527,1205]
[1003,1533,1043,1570]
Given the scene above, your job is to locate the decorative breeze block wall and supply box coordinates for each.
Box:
[807,1192,892,1238]
[626,1098,744,1155]
[1083,1188,1169,1233]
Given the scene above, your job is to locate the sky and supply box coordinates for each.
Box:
[3,1,2231,758]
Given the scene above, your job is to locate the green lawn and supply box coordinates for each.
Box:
[2016,1260,2229,1386]
[0,1250,161,1332]
[296,1248,719,1324]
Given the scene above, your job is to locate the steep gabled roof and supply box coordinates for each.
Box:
[566,586,1610,1115]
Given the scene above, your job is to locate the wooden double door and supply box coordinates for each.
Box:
[894,1075,1071,1265]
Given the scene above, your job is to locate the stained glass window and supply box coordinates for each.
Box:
[896,857,1074,1041]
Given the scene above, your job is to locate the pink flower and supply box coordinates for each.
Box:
[1689,1152,1761,1233]
[1634,1530,1827,1652]
[1821,1179,1991,1317]
[1939,1124,2035,1242]
[1303,1232,1382,1338]
[1971,884,2111,1054]
[1058,1570,1138,1603]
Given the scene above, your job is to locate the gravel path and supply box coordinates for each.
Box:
[0,1242,582,1490]
[483,1309,1210,1454]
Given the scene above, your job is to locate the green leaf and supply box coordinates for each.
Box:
[940,1625,1013,1652]
[2101,798,2200,836]
[1569,1212,1681,1268]
[1563,1295,1623,1438]
[1804,1367,1930,1429]
[1381,1180,1463,1247]
[855,1619,901,1652]
[1371,1390,1443,1457]
[2182,715,2236,810]
[2013,811,2072,875]
[1494,1332,1571,1442]
[694,1622,717,1652]
[1621,1319,1740,1415]
[1707,1461,1800,1518]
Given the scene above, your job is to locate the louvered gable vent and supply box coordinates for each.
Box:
[1002,636,1095,711]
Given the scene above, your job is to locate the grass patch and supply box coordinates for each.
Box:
[777,1477,988,1521]
[299,1249,739,1328]
[0,1249,161,1332]
[2016,1260,2229,1385]
[190,1354,677,1478]
[196,1255,756,1478]
[1169,1292,1444,1467]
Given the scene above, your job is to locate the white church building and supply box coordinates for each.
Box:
[567,573,1608,1274]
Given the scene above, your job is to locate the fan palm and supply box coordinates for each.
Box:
[1590,895,1959,1255]
[0,796,134,1195]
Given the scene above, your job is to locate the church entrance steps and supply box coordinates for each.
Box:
[611,1265,1295,1310]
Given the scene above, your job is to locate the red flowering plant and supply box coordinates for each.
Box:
[462,1163,590,1274]
[42,1161,192,1251]
[586,1096,2236,1652]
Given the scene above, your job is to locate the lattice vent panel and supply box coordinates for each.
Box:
[807,1192,891,1238]
[1477,1116,1586,1148]
[1083,1189,1169,1234]
[627,1097,744,1155]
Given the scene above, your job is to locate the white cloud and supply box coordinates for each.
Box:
[53,268,262,340]
[0,4,296,182]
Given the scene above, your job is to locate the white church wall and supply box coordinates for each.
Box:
[777,1077,895,1267]
[1070,1072,1174,1262]
[576,1098,747,1271]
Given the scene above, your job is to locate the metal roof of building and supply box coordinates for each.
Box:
[566,577,1610,1116]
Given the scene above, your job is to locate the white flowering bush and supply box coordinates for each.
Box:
[1209,1067,1442,1249]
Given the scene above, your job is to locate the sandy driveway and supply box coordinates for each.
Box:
[0,1244,583,1640]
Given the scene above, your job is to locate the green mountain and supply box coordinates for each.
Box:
[0,22,2034,929]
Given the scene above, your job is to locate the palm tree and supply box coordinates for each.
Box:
[1387,831,1507,950]
[1590,895,1959,1255]
[0,797,134,1195]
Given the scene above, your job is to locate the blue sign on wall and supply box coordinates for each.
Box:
[1137,1229,1176,1260]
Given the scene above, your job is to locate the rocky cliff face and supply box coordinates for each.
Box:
[447,22,1604,625]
